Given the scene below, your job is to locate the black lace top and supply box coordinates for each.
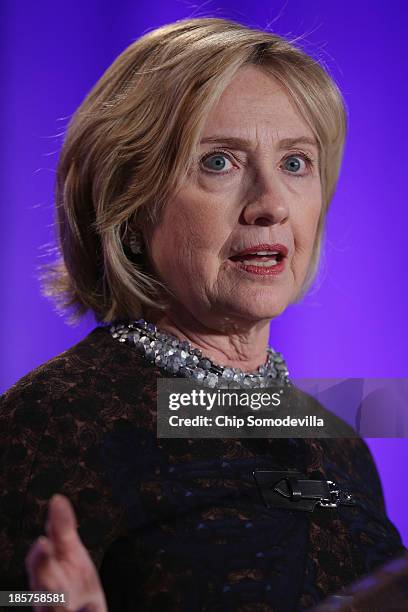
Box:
[0,326,405,611]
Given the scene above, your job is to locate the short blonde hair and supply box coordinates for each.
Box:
[41,16,347,324]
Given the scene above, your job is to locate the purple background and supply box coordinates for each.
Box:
[1,2,407,545]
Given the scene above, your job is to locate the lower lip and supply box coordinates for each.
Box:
[227,257,286,276]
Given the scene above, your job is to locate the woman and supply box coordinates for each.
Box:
[1,16,405,612]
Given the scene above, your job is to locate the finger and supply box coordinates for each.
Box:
[46,494,81,556]
[25,536,55,588]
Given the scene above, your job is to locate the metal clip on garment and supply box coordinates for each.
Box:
[253,470,356,512]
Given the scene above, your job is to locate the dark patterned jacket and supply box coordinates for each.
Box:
[0,326,405,611]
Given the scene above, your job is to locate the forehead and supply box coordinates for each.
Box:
[201,64,314,143]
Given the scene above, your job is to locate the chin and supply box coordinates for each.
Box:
[223,297,289,323]
[248,289,291,316]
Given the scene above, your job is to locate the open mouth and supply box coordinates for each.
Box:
[229,250,285,267]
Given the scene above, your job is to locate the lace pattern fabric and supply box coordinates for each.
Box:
[0,326,405,611]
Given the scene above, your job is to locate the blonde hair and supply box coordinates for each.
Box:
[41,16,347,324]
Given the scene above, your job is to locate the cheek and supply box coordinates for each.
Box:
[297,194,322,247]
[151,199,227,282]
[305,212,321,252]
[291,197,322,279]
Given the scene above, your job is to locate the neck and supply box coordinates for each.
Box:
[143,307,271,372]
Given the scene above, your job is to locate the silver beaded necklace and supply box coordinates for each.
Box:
[109,318,291,389]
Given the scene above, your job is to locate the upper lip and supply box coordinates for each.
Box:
[230,243,289,258]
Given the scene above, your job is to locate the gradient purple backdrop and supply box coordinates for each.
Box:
[1,1,407,545]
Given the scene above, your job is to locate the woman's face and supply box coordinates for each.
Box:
[147,65,322,332]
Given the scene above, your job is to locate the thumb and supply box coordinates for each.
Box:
[46,494,81,555]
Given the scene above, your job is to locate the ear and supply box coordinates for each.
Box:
[129,231,144,255]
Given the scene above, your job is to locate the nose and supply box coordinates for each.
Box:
[241,169,289,226]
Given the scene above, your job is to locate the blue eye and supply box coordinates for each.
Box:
[201,153,232,173]
[283,156,302,173]
[282,153,314,176]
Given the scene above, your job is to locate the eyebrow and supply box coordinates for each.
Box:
[199,135,319,151]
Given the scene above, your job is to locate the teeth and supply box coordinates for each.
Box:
[240,251,279,256]
[242,258,278,267]
[252,251,279,255]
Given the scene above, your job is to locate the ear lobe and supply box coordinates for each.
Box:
[129,232,144,255]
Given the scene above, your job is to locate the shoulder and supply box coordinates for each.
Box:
[2,327,120,405]
[0,327,117,489]
[0,326,161,467]
[1,326,159,412]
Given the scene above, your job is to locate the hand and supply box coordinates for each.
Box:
[25,494,108,612]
